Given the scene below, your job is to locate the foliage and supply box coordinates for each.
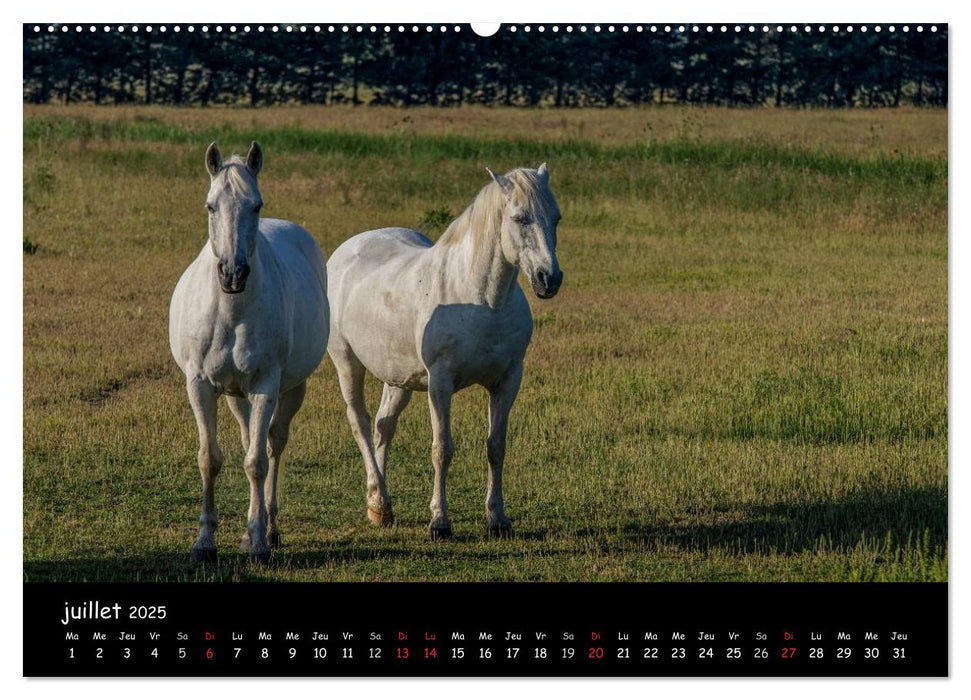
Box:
[417,205,454,235]
[23,25,948,108]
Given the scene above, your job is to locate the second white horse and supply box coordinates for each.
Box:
[327,164,562,540]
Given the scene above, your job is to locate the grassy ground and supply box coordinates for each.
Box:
[22,104,947,582]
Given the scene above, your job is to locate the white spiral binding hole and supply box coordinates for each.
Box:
[32,24,469,34]
[33,24,939,34]
[508,24,936,34]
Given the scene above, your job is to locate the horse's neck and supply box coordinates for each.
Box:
[443,220,518,307]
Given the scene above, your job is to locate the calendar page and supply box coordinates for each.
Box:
[22,19,948,678]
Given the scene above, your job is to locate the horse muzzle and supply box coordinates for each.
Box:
[217,261,251,294]
[531,268,563,299]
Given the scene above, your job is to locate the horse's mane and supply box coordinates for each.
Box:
[215,155,259,198]
[437,168,555,263]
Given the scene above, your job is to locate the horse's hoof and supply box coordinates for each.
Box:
[239,533,252,551]
[190,547,218,564]
[250,550,272,566]
[487,523,513,539]
[268,531,282,548]
[367,506,394,527]
[429,524,453,541]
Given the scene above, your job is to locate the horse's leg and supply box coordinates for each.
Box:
[226,396,251,452]
[241,369,281,564]
[263,380,307,548]
[187,376,223,562]
[485,363,523,538]
[427,368,455,541]
[332,348,393,526]
[374,383,412,478]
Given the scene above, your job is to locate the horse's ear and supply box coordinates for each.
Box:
[205,142,222,177]
[486,167,514,197]
[246,141,263,175]
[537,162,549,182]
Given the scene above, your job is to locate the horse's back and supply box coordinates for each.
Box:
[329,227,432,279]
[327,226,434,319]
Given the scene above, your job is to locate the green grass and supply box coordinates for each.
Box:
[23,114,945,185]
[22,105,947,582]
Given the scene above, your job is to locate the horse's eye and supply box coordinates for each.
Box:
[206,204,215,214]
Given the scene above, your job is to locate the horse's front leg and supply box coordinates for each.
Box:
[486,363,523,538]
[187,375,223,562]
[239,368,280,564]
[427,368,455,541]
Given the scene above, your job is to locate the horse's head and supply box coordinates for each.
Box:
[204,142,264,294]
[487,164,563,299]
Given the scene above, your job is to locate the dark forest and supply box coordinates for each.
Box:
[24,24,947,108]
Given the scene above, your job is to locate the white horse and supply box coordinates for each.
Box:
[169,142,329,563]
[327,164,562,540]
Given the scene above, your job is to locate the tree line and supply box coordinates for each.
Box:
[23,25,948,108]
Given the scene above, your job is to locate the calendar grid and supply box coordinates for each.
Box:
[25,582,947,677]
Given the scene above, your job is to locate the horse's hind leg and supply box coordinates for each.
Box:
[427,367,455,541]
[331,346,393,526]
[374,383,412,479]
[263,380,307,548]
[187,376,223,563]
[485,363,523,538]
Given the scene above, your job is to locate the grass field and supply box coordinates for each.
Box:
[22,104,947,582]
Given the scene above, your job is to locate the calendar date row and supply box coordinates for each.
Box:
[66,643,910,663]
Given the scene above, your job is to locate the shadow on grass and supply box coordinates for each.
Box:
[22,540,543,582]
[23,484,946,581]
[24,552,208,583]
[23,543,428,583]
[576,483,947,556]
